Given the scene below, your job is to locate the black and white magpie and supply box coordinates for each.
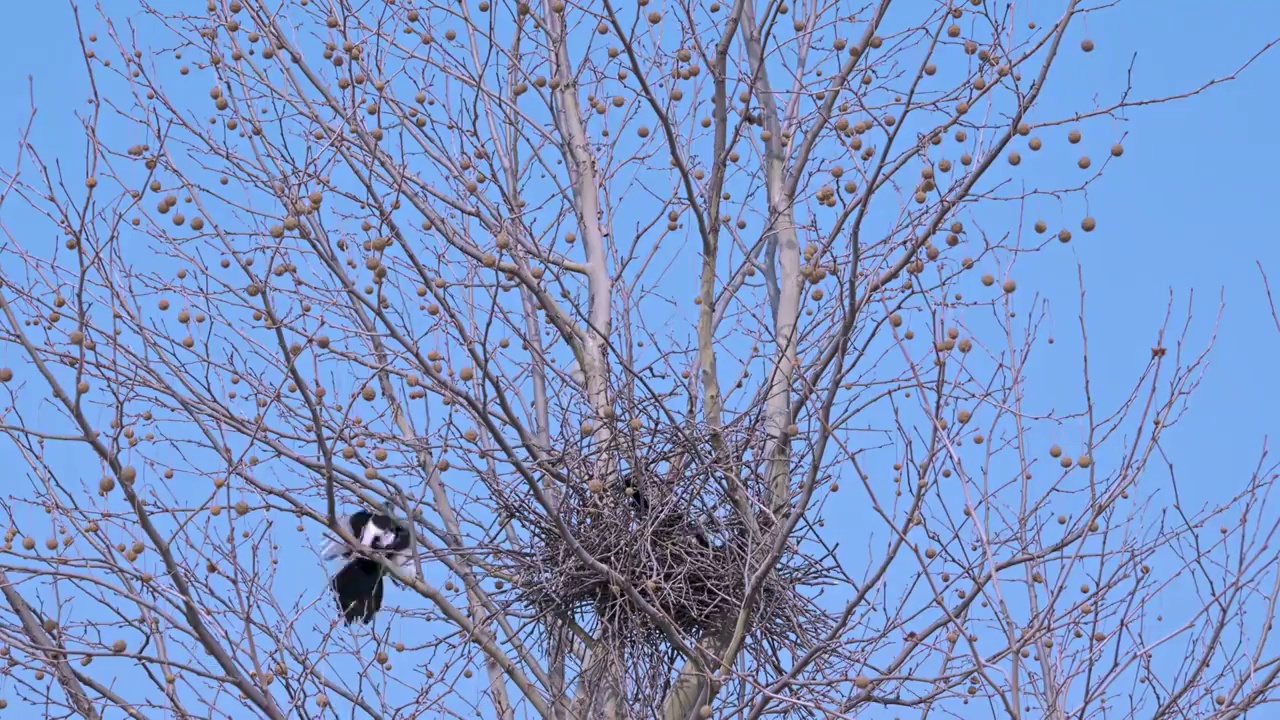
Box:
[322,509,416,625]
[622,474,713,549]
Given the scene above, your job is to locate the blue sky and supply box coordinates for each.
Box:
[1,0,1279,717]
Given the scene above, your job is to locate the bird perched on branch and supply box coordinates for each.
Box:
[321,508,415,625]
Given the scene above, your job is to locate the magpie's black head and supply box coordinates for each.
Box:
[349,510,372,535]
[385,524,410,552]
[348,510,410,553]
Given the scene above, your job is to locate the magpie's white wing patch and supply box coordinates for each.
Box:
[320,538,346,562]
[320,513,357,562]
[320,512,386,564]
[358,518,399,551]
[320,511,414,571]
[390,549,417,580]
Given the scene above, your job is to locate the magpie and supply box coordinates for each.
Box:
[622,474,713,549]
[322,509,415,625]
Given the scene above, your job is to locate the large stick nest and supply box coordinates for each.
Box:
[499,418,817,655]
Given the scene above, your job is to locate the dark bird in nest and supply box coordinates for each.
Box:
[622,474,714,549]
[321,509,415,625]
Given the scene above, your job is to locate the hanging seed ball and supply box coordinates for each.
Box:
[588,478,604,493]
[1034,220,1047,233]
[1060,456,1073,468]
[1068,130,1082,144]
[1029,137,1042,151]
[120,466,137,484]
[22,537,35,550]
[459,367,475,381]
[1007,152,1021,166]
[1049,444,1062,458]
[1081,217,1096,232]
[629,418,642,430]
[1081,39,1095,52]
[0,368,12,382]
[981,274,995,286]
[637,126,650,138]
[1078,156,1091,169]
[1016,123,1031,136]
[1077,455,1092,468]
[99,476,115,493]
[1111,143,1124,157]
[699,707,712,719]
[1059,229,1073,243]
[112,640,127,653]
[854,675,871,689]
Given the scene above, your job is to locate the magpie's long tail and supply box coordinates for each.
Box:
[331,558,385,625]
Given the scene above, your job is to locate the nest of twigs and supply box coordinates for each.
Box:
[501,420,811,654]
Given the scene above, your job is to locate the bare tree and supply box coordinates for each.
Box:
[0,0,1277,718]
